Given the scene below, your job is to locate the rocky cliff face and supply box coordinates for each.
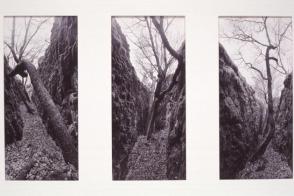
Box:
[219,43,262,179]
[4,57,25,145]
[34,16,78,148]
[167,65,186,179]
[273,73,293,168]
[112,19,150,180]
[158,47,186,180]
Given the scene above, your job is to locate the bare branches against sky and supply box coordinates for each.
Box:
[115,16,185,89]
[219,17,292,99]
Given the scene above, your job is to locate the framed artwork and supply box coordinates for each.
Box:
[219,16,292,180]
[112,16,186,181]
[0,0,293,195]
[4,16,78,181]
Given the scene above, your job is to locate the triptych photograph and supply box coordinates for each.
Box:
[3,15,292,182]
[0,0,293,194]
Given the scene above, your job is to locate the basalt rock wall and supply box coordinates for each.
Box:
[152,44,186,180]
[33,16,78,148]
[4,57,25,145]
[112,19,150,180]
[219,43,263,179]
[273,73,293,169]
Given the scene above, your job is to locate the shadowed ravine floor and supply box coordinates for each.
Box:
[5,104,77,180]
[126,128,169,180]
[238,143,292,179]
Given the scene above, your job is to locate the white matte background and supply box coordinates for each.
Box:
[0,0,293,195]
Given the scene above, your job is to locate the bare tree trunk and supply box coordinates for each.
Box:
[146,76,164,139]
[144,17,185,141]
[250,46,276,162]
[23,84,31,102]
[145,60,184,140]
[14,60,78,168]
[262,108,269,136]
[15,84,34,114]
[145,102,155,135]
[146,99,160,139]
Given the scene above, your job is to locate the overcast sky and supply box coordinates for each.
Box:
[219,17,292,99]
[3,16,54,91]
[115,16,185,82]
[4,16,54,67]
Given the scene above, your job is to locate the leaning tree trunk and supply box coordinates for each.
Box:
[145,102,155,136]
[249,46,276,162]
[146,98,160,140]
[145,58,185,140]
[4,56,34,114]
[146,76,165,139]
[16,60,78,168]
[15,84,34,114]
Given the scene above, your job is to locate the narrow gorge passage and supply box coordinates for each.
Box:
[5,104,77,180]
[238,142,292,179]
[4,16,78,180]
[126,128,169,180]
[219,17,293,179]
[112,17,186,180]
[219,42,293,179]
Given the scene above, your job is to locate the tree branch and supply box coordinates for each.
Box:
[19,17,32,59]
[4,42,19,63]
[158,58,184,100]
[11,17,16,50]
[221,32,268,47]
[263,17,272,45]
[20,18,48,59]
[278,21,292,46]
[237,53,268,80]
[151,17,182,61]
[145,17,161,72]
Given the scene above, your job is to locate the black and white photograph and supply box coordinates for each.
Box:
[4,16,78,180]
[112,16,185,180]
[219,16,292,179]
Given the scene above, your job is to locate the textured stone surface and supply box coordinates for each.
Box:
[237,74,293,179]
[237,142,292,179]
[112,19,150,180]
[126,129,168,180]
[5,104,78,180]
[219,43,262,179]
[4,57,25,145]
[273,73,293,169]
[165,46,186,180]
[34,16,78,148]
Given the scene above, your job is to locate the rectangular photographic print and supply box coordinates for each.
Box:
[219,16,292,179]
[112,16,186,180]
[4,16,78,180]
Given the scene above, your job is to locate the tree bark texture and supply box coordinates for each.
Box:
[16,60,78,168]
[250,46,276,162]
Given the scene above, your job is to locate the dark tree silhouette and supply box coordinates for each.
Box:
[221,17,292,161]
[5,17,78,168]
[145,16,185,140]
[8,60,78,168]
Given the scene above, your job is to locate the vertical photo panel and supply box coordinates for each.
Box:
[112,16,186,180]
[4,16,78,180]
[219,16,292,179]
